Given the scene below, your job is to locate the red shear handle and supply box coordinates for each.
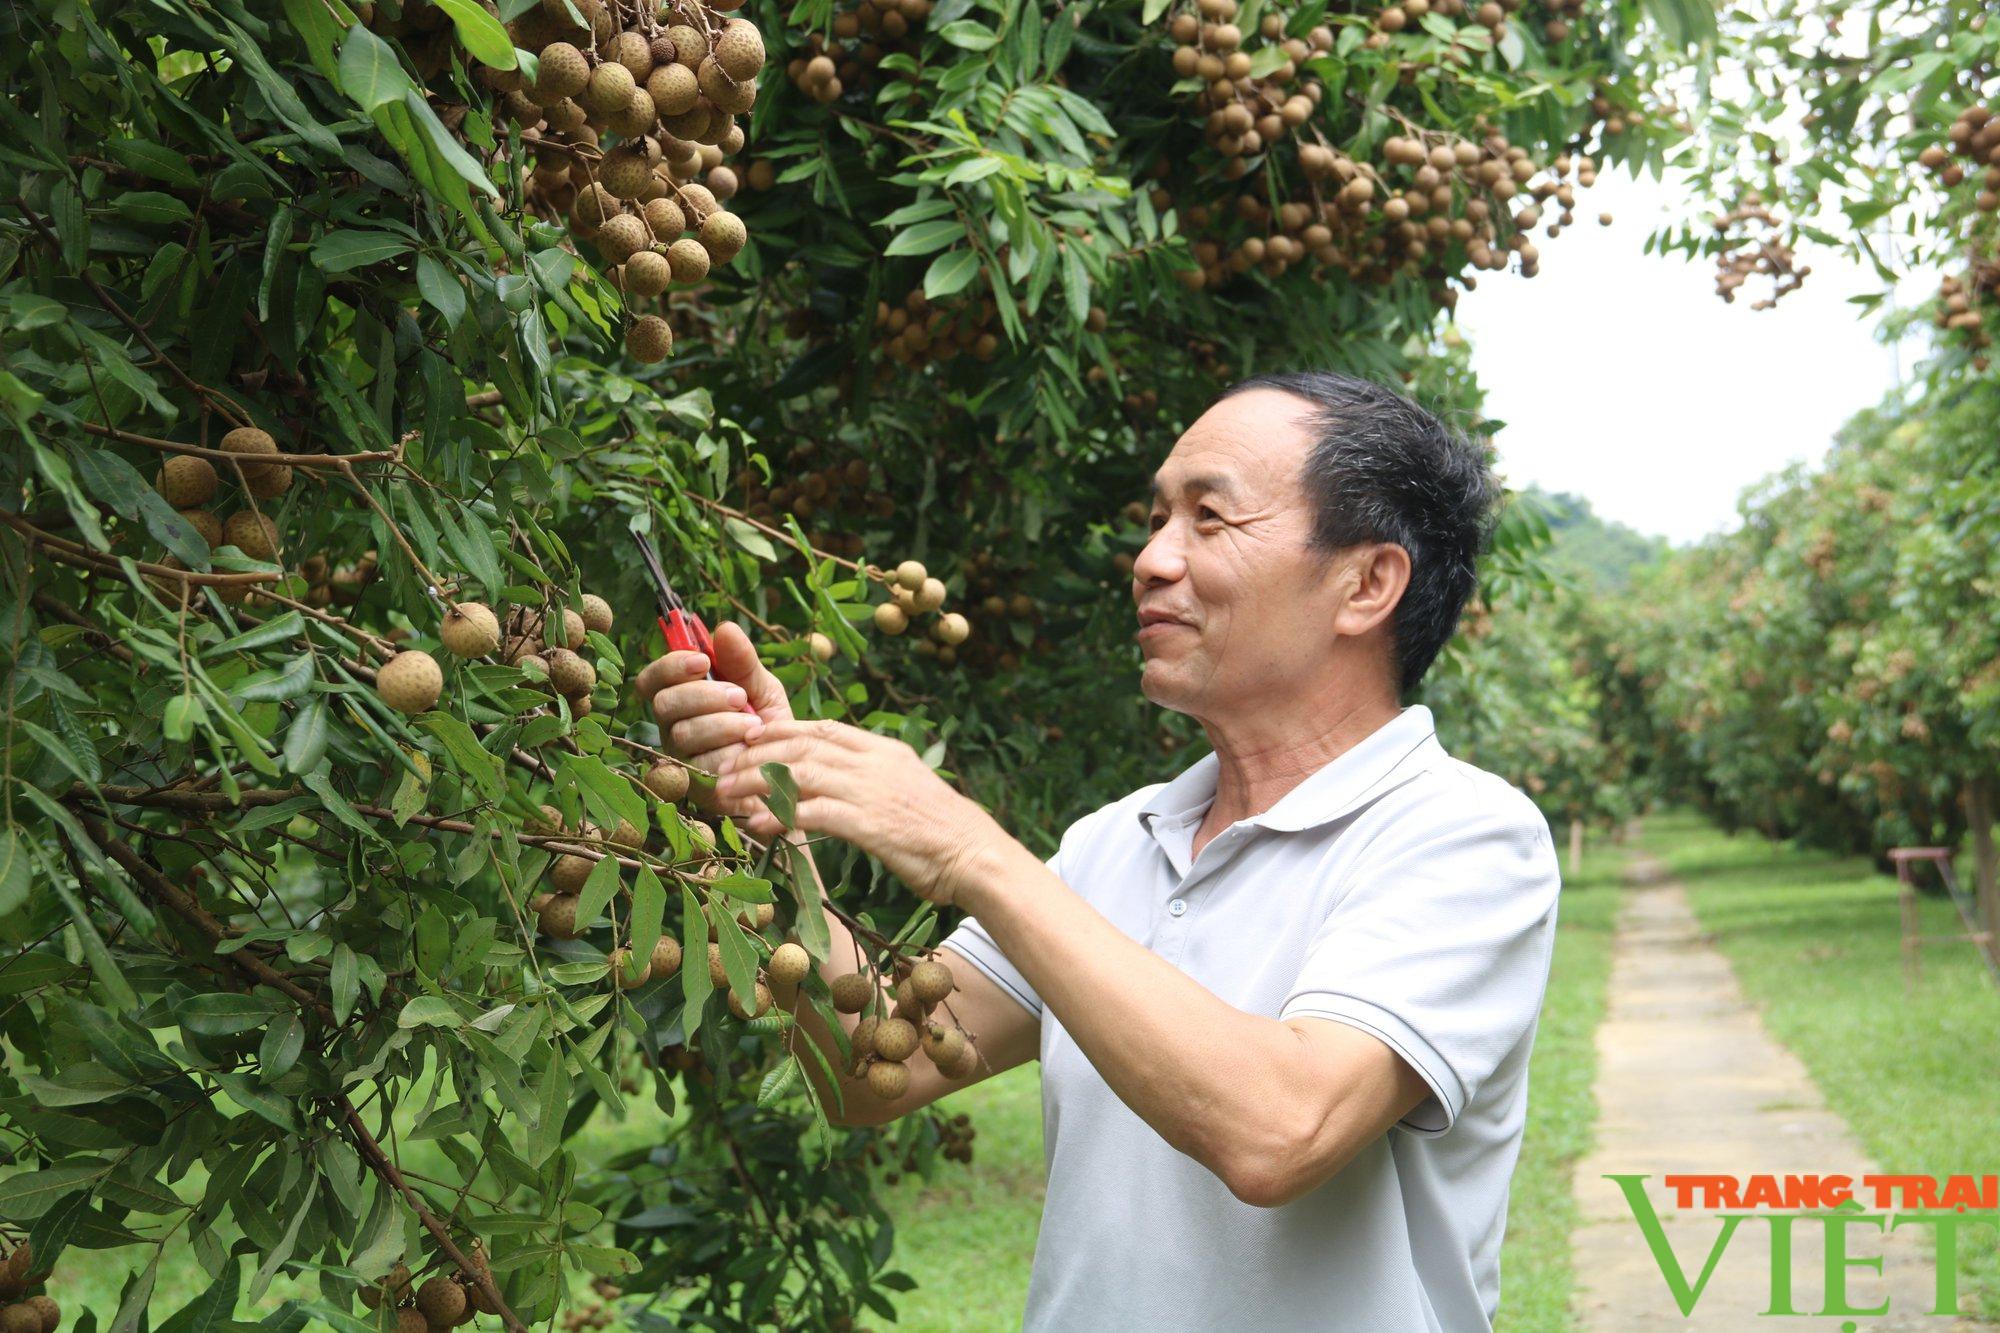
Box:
[659,610,757,715]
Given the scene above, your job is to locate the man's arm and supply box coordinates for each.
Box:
[954,837,1429,1207]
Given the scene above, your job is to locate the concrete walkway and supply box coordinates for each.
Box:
[1568,852,1989,1330]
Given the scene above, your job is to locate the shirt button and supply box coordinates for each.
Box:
[1168,898,1188,917]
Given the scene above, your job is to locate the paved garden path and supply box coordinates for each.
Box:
[1567,851,1988,1330]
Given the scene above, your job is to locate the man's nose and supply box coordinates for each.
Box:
[1132,523,1186,587]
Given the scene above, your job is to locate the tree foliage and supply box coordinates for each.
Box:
[0,0,1704,1324]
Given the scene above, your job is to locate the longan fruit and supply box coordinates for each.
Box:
[727,980,773,1019]
[441,602,501,657]
[544,648,596,698]
[699,211,747,265]
[872,602,908,635]
[416,1276,467,1326]
[850,1014,880,1062]
[768,941,811,986]
[715,18,766,80]
[914,577,946,612]
[158,455,219,507]
[608,945,653,988]
[222,510,279,562]
[179,508,223,549]
[394,1308,427,1333]
[921,1022,966,1068]
[707,941,729,987]
[650,934,683,979]
[866,1059,910,1100]
[830,971,873,1013]
[532,41,590,102]
[219,426,281,480]
[644,761,691,802]
[549,852,594,894]
[627,315,674,363]
[0,1306,39,1333]
[808,631,836,661]
[666,237,711,284]
[579,593,614,634]
[582,60,636,116]
[643,196,688,237]
[23,1295,57,1333]
[909,958,953,1005]
[538,894,581,939]
[894,559,927,590]
[932,612,969,646]
[940,1038,980,1079]
[872,1016,919,1062]
[375,650,443,714]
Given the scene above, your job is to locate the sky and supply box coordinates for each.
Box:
[1452,168,1926,547]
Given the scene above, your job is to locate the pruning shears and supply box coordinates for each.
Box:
[631,529,757,716]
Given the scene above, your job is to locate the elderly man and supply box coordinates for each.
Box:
[635,371,1562,1332]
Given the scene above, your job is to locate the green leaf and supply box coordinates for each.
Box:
[416,254,467,327]
[113,192,195,227]
[397,996,460,1028]
[573,852,622,931]
[757,1058,798,1106]
[680,883,713,1016]
[154,1256,240,1333]
[724,515,779,562]
[107,139,199,187]
[337,24,414,111]
[282,698,330,774]
[419,712,503,798]
[401,89,501,199]
[924,248,982,301]
[0,1165,111,1221]
[312,230,411,273]
[434,0,517,67]
[939,18,999,49]
[884,218,964,257]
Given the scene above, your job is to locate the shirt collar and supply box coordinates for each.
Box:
[1137,705,1442,837]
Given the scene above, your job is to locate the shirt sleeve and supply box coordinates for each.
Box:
[1278,792,1561,1136]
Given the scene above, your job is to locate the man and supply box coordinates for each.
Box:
[635,371,1562,1331]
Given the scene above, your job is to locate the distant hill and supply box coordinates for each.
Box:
[1515,486,1672,593]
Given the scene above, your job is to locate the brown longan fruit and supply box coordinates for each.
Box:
[666,237,711,284]
[715,19,766,80]
[608,945,653,988]
[768,941,811,986]
[22,1295,58,1333]
[375,650,442,714]
[394,1308,427,1333]
[909,958,954,1005]
[872,1016,919,1062]
[872,602,908,635]
[601,149,654,201]
[666,23,708,65]
[627,315,674,363]
[921,1022,966,1068]
[940,1037,979,1079]
[560,607,587,649]
[650,933,683,979]
[0,1306,40,1333]
[597,213,650,263]
[532,42,589,102]
[644,761,690,802]
[606,29,653,79]
[416,1276,467,1326]
[808,631,836,661]
[932,612,970,646]
[831,972,874,1013]
[538,893,581,939]
[545,647,596,697]
[707,941,729,987]
[894,559,927,590]
[579,593,614,634]
[222,510,279,562]
[180,508,223,549]
[623,251,672,299]
[644,196,688,237]
[549,853,593,894]
[582,60,636,116]
[219,426,281,480]
[441,602,501,657]
[727,980,773,1019]
[158,455,219,507]
[866,1058,910,1100]
[699,211,747,265]
[646,62,700,117]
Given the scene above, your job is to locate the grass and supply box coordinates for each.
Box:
[1493,838,1622,1333]
[1635,808,2000,1320]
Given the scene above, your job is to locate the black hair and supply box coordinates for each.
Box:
[1218,371,1499,695]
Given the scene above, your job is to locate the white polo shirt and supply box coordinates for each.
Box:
[940,704,1560,1332]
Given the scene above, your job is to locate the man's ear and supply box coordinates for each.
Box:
[1332,543,1410,638]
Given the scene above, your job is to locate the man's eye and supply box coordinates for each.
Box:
[1197,507,1221,523]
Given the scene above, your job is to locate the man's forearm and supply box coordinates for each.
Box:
[955,838,1322,1190]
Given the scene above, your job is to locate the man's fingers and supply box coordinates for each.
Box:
[666,708,763,762]
[650,678,750,728]
[634,650,712,703]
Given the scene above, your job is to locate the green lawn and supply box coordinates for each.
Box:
[880,839,1626,1332]
[1635,808,2000,1320]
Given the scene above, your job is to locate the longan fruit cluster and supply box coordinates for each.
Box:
[469,0,766,363]
[735,452,888,554]
[866,559,970,662]
[785,0,931,103]
[1921,103,2000,205]
[836,955,977,1096]
[500,593,616,716]
[861,1109,977,1182]
[1932,267,1996,359]
[358,1251,503,1330]
[870,288,1002,370]
[1709,193,1809,310]
[1166,1,1333,186]
[146,428,295,605]
[0,1241,59,1333]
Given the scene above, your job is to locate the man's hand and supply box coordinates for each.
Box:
[633,621,790,820]
[713,720,1010,908]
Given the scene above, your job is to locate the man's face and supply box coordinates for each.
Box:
[1133,389,1356,717]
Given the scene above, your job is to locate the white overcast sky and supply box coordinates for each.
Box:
[1453,168,1929,546]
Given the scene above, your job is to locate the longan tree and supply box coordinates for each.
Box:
[2,0,1709,1326]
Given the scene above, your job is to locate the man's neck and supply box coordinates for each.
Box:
[1197,692,1403,836]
